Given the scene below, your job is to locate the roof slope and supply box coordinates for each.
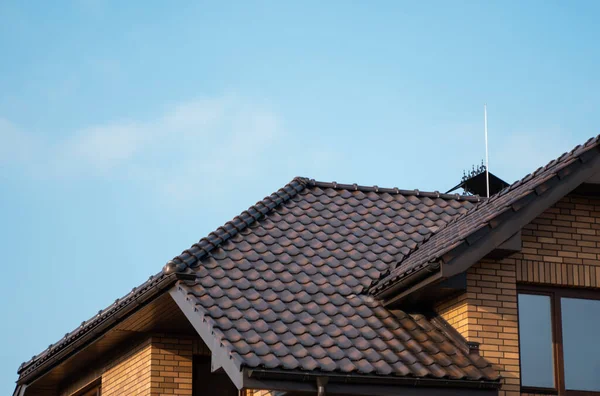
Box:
[172,179,498,380]
[370,135,600,293]
[17,178,500,386]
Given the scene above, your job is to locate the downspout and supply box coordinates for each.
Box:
[317,376,328,396]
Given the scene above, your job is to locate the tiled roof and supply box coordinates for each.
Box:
[171,178,498,380]
[370,135,600,293]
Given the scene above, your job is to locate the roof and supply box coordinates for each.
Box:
[169,178,498,380]
[22,132,600,391]
[19,133,600,392]
[370,135,600,296]
[17,177,502,388]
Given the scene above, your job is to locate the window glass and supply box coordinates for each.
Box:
[518,293,554,388]
[561,297,600,391]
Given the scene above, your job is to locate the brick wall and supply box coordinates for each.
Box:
[434,290,470,338]
[148,336,193,396]
[436,195,600,396]
[518,195,600,286]
[466,259,520,396]
[102,338,153,396]
[436,259,520,396]
[58,335,198,396]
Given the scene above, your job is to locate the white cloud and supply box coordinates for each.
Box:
[0,95,290,203]
[62,122,145,172]
[2,98,584,206]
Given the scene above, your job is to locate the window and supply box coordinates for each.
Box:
[73,380,101,396]
[518,286,600,394]
[518,294,554,388]
[561,297,600,391]
[78,387,101,396]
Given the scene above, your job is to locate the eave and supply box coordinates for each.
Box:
[244,369,500,395]
[16,271,192,386]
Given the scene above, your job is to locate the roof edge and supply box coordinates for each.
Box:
[164,177,310,273]
[17,272,181,383]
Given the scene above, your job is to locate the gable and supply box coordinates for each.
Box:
[433,193,600,395]
[371,136,600,306]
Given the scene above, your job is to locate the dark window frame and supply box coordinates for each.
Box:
[72,379,101,396]
[518,285,600,395]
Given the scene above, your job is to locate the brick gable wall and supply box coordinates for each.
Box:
[148,336,193,396]
[59,335,199,396]
[436,194,600,396]
[101,337,153,396]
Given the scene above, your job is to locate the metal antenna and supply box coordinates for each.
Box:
[484,104,490,198]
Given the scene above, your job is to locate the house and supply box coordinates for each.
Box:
[14,135,600,396]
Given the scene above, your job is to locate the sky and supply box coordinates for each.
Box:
[1,0,599,393]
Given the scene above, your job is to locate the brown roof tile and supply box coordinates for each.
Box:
[170,178,498,380]
[19,177,501,384]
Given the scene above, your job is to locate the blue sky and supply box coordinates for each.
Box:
[1,0,599,392]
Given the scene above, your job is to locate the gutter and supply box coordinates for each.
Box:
[17,271,190,385]
[371,261,440,301]
[246,369,502,390]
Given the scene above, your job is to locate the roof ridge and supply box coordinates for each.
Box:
[163,177,481,275]
[163,177,310,274]
[306,179,482,202]
[428,134,600,233]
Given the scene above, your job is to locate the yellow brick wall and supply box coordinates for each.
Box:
[437,260,520,395]
[58,335,198,396]
[518,195,600,286]
[102,337,153,396]
[149,336,193,396]
[466,259,520,396]
[434,290,470,337]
